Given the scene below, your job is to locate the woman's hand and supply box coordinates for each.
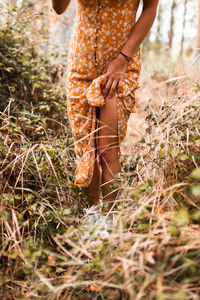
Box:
[100,54,128,99]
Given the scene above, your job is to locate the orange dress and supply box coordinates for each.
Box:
[66,0,141,187]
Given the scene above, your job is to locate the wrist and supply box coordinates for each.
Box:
[117,53,129,66]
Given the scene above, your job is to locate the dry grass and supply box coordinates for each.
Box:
[1,65,200,299]
[1,3,200,299]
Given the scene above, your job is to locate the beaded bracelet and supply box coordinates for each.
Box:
[119,51,131,62]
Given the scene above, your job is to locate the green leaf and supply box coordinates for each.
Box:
[169,149,179,158]
[172,207,189,226]
[183,258,196,276]
[179,154,189,161]
[195,139,200,146]
[191,168,200,179]
[5,67,14,72]
[158,150,165,158]
[137,223,149,232]
[160,143,165,149]
[24,248,31,257]
[63,208,71,215]
[191,185,200,197]
[170,225,180,237]
[192,209,200,222]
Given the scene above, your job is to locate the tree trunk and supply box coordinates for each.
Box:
[168,0,176,51]
[156,2,162,44]
[194,0,200,64]
[180,0,187,55]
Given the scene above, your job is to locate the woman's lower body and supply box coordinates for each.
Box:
[66,75,136,208]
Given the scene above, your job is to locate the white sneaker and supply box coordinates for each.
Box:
[81,206,116,240]
[83,205,103,224]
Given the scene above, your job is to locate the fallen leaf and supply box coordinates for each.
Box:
[0,125,8,131]
[47,254,56,266]
[155,207,164,214]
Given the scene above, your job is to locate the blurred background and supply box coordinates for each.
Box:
[1,0,199,64]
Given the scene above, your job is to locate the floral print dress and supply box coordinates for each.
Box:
[66,0,141,187]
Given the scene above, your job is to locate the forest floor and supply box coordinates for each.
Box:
[1,60,200,299]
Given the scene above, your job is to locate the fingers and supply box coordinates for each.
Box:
[102,78,113,98]
[101,77,123,99]
[107,80,118,99]
[100,75,108,91]
[101,67,124,99]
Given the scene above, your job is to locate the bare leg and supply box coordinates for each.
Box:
[86,107,101,206]
[86,159,101,206]
[97,96,121,209]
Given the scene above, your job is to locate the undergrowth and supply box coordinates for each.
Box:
[0,3,200,300]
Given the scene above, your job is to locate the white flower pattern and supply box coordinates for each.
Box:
[66,0,141,187]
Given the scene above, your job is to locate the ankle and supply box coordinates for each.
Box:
[87,195,100,206]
